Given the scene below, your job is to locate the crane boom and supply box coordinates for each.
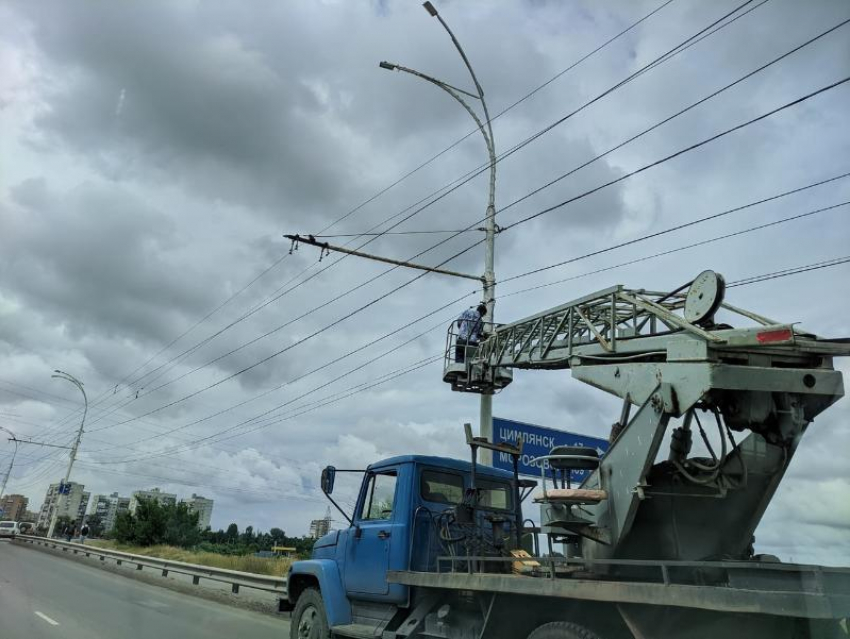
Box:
[445,272,849,395]
[442,271,850,563]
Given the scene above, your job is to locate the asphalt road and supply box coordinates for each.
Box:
[0,540,290,639]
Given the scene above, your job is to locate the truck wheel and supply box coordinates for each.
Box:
[291,588,330,639]
[527,621,603,639]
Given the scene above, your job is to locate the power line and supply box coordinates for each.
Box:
[159,355,444,457]
[499,201,849,298]
[97,351,444,465]
[93,240,850,467]
[314,229,475,238]
[87,70,850,448]
[500,75,850,232]
[0,378,259,464]
[84,0,850,436]
[493,16,850,225]
[71,461,328,505]
[498,172,850,285]
[93,191,850,462]
[311,0,680,235]
[727,256,850,287]
[68,2,681,430]
[125,188,850,463]
[87,304,466,450]
[51,1,820,464]
[82,0,780,430]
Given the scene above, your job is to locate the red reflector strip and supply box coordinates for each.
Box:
[757,328,793,343]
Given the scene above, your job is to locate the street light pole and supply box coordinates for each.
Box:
[47,370,87,538]
[384,1,498,462]
[0,427,18,500]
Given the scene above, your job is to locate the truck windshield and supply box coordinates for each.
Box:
[478,479,512,510]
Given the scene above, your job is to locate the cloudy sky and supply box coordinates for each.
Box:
[1,0,848,561]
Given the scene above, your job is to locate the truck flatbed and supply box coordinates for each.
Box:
[389,559,850,620]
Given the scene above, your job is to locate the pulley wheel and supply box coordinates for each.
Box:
[684,270,725,325]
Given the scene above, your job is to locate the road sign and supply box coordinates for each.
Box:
[491,416,609,483]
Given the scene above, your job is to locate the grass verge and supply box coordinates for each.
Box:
[88,540,292,576]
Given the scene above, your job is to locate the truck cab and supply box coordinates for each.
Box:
[285,455,516,637]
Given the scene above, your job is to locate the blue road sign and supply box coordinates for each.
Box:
[492,416,610,483]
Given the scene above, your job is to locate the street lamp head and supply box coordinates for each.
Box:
[379,61,397,71]
[423,1,438,17]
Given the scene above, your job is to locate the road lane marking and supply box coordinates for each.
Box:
[35,611,59,626]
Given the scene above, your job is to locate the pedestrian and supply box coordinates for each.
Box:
[65,525,73,542]
[80,522,90,544]
[454,303,487,362]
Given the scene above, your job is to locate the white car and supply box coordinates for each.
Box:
[0,521,20,538]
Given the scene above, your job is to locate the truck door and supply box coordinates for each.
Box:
[344,470,399,596]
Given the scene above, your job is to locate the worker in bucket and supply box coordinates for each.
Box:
[455,303,487,363]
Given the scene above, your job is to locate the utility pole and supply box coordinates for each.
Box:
[420,1,498,464]
[0,426,19,500]
[47,370,87,538]
[287,4,498,461]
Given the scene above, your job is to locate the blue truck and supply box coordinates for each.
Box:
[284,274,850,638]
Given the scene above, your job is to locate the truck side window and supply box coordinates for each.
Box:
[360,472,397,520]
[420,470,464,505]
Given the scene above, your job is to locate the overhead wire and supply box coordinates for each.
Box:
[137,248,850,465]
[0,379,259,464]
[499,76,850,233]
[66,0,681,431]
[33,1,840,470]
[96,349,446,464]
[13,1,800,510]
[92,179,850,463]
[498,202,849,299]
[86,305,468,448]
[310,0,680,235]
[70,461,328,505]
[498,173,850,286]
[727,256,850,287]
[80,0,776,432]
[85,61,850,452]
[492,15,850,226]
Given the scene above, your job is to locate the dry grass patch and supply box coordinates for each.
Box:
[88,540,292,576]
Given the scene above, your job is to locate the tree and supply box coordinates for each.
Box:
[85,513,105,538]
[164,502,200,547]
[225,523,239,543]
[54,515,74,538]
[111,498,201,548]
[132,498,168,546]
[112,510,135,543]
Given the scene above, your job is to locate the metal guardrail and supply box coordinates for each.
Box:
[12,535,287,596]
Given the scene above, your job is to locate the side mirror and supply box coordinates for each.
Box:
[321,466,336,495]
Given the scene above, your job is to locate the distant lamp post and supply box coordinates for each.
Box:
[380,1,498,460]
[47,370,87,538]
[0,426,18,500]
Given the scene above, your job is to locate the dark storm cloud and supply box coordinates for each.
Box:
[12,0,628,231]
[1,178,216,344]
[15,1,358,220]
